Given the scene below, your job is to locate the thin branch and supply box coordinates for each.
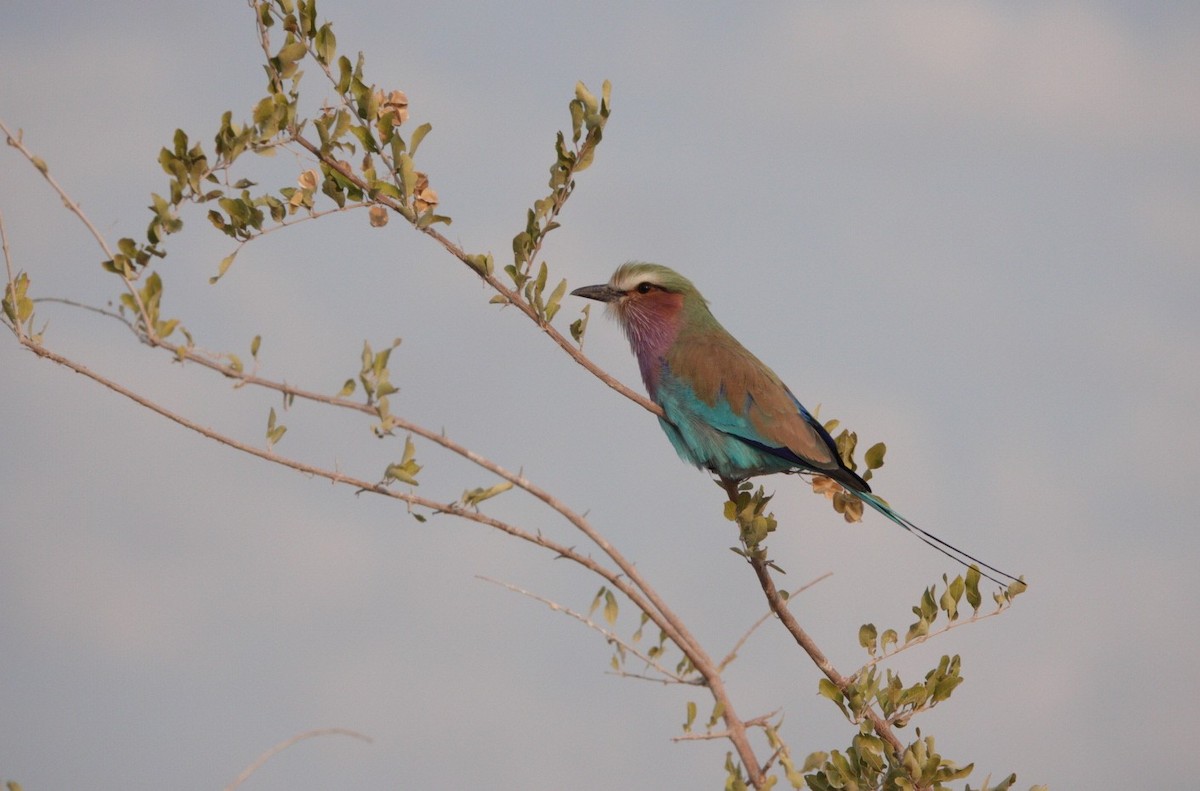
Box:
[718,572,832,672]
[748,555,922,786]
[608,669,695,686]
[32,297,137,332]
[1,120,115,261]
[848,601,1014,682]
[671,710,780,743]
[224,728,372,791]
[219,200,372,273]
[0,210,14,288]
[10,337,621,587]
[477,576,700,685]
[0,117,158,337]
[0,209,20,341]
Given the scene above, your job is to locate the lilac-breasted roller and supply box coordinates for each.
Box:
[572,262,1017,585]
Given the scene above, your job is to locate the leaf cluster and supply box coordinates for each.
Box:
[724,483,779,555]
[811,416,887,523]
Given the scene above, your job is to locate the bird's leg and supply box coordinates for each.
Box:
[717,476,743,503]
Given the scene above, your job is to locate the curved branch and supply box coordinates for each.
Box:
[225,728,372,791]
[748,555,924,788]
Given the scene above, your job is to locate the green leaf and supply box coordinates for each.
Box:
[965,566,982,612]
[588,586,605,617]
[408,122,432,158]
[266,407,287,446]
[919,585,938,623]
[942,575,964,620]
[314,22,336,64]
[465,253,493,277]
[2,272,34,325]
[568,98,584,144]
[210,253,238,284]
[602,588,618,626]
[858,623,878,655]
[461,481,514,508]
[880,628,898,654]
[570,303,591,342]
[397,153,416,202]
[818,678,850,719]
[543,277,568,322]
[336,55,353,94]
[864,442,886,470]
[384,453,421,486]
[683,701,697,733]
[905,617,929,644]
[707,699,725,729]
[834,429,858,472]
[575,81,599,115]
[277,40,307,67]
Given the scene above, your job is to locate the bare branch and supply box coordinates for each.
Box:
[671,710,780,742]
[1,119,115,262]
[224,728,372,791]
[748,554,915,781]
[0,209,19,340]
[32,297,137,332]
[0,117,158,337]
[477,576,700,685]
[718,572,832,672]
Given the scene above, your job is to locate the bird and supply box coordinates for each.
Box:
[571,262,1019,586]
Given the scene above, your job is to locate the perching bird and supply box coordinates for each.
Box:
[571,262,1018,586]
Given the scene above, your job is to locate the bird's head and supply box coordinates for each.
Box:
[571,262,705,337]
[571,263,718,393]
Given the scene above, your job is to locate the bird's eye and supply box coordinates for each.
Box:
[636,282,654,294]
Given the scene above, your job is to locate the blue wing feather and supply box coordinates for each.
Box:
[654,369,850,482]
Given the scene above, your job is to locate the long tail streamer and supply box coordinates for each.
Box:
[855,491,1022,588]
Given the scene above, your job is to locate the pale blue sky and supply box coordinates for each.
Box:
[2,2,1198,788]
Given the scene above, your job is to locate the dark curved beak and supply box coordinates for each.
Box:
[570,284,623,303]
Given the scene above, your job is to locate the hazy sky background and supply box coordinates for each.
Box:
[3,2,1198,789]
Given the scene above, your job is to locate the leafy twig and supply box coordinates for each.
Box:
[0,118,159,334]
[477,576,701,685]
